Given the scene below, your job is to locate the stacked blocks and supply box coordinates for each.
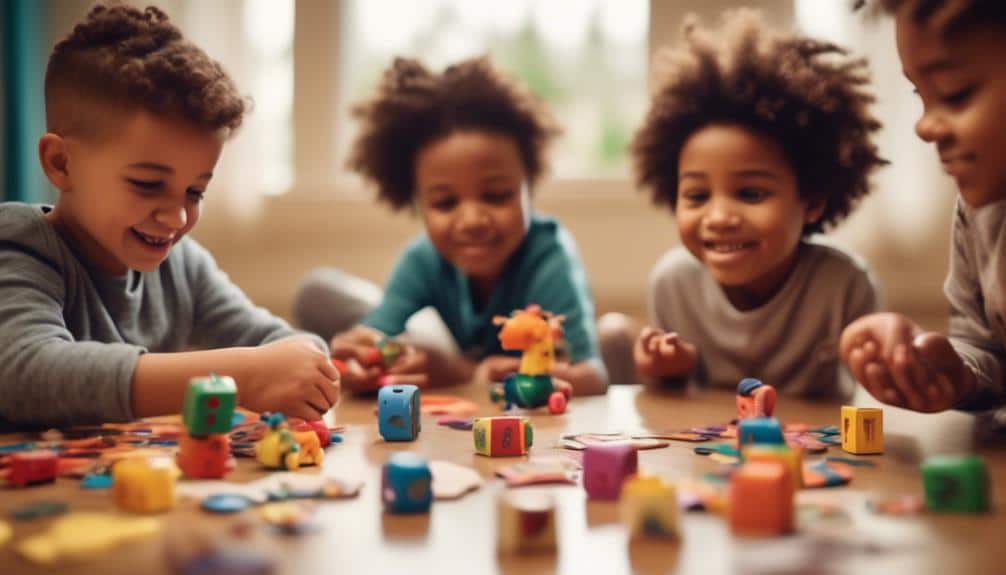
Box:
[922,455,990,513]
[840,406,883,455]
[583,443,638,500]
[382,452,433,514]
[620,476,679,539]
[737,417,785,448]
[736,378,776,420]
[497,491,557,554]
[741,444,804,490]
[473,416,533,457]
[113,456,178,513]
[378,385,421,441]
[728,461,794,536]
[177,375,237,479]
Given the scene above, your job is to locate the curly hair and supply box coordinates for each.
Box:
[856,0,1006,36]
[45,1,246,138]
[631,9,887,235]
[347,56,561,211]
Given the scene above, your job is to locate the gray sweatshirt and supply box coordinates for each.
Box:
[0,203,324,426]
[946,198,1006,410]
[649,242,878,399]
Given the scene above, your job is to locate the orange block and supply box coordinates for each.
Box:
[728,461,794,536]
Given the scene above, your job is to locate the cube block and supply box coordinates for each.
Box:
[840,406,883,454]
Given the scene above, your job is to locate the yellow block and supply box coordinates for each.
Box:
[841,406,883,454]
[742,444,804,490]
[17,513,160,565]
[620,476,679,539]
[112,456,178,513]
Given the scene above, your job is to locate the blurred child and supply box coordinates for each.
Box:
[295,57,607,395]
[0,2,340,426]
[841,0,1006,412]
[602,10,886,398]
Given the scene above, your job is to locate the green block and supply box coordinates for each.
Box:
[922,455,990,513]
[182,375,237,436]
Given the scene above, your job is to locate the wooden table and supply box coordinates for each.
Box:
[1,385,1004,575]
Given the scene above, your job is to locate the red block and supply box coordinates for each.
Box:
[8,451,59,487]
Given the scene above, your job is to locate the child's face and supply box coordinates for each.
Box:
[414,130,531,288]
[896,5,1006,207]
[47,111,224,275]
[675,124,822,307]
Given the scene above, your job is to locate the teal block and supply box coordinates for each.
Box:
[922,455,990,513]
[183,375,237,436]
[738,417,785,447]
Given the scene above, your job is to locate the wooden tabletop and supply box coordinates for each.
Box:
[1,384,1004,575]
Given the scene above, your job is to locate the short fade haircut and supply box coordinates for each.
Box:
[45,1,246,139]
[856,0,1006,37]
[347,56,561,211]
[631,9,887,235]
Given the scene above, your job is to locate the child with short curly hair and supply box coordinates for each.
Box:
[604,9,887,398]
[0,2,340,426]
[841,0,1006,413]
[297,56,607,395]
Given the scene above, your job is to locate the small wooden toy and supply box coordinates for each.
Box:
[583,443,638,500]
[922,455,990,513]
[176,432,235,479]
[489,305,572,414]
[741,444,803,490]
[381,452,433,514]
[620,476,679,539]
[737,417,785,448]
[840,406,883,454]
[182,374,237,437]
[7,451,59,487]
[112,456,178,514]
[728,461,794,536]
[497,491,557,554]
[736,378,776,420]
[473,416,533,457]
[378,384,421,441]
[255,413,303,470]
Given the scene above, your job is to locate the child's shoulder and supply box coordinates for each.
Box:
[649,246,705,288]
[0,203,68,264]
[800,240,873,279]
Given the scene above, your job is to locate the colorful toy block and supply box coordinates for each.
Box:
[497,491,557,554]
[620,476,679,539]
[255,413,303,470]
[113,457,178,514]
[736,378,776,420]
[7,451,58,487]
[728,461,794,536]
[583,443,638,500]
[381,452,433,514]
[176,432,235,479]
[294,419,332,448]
[473,416,533,457]
[840,406,883,454]
[922,455,990,513]
[737,417,785,448]
[741,444,803,490]
[293,430,324,466]
[378,384,421,441]
[182,375,236,437]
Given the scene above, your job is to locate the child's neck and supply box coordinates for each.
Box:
[468,274,499,312]
[720,246,802,312]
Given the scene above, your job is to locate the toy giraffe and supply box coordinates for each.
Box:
[490,305,572,414]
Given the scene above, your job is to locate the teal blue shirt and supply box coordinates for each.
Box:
[362,215,599,363]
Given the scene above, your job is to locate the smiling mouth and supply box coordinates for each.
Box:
[703,240,758,253]
[132,228,173,248]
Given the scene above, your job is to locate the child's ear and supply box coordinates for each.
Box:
[37,133,72,192]
[804,199,826,224]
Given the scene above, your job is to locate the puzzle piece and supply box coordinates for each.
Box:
[430,460,483,500]
[16,513,161,565]
[560,433,669,451]
[495,458,579,487]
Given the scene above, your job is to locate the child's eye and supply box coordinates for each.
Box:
[680,190,709,204]
[483,190,514,204]
[430,197,457,211]
[737,188,769,203]
[186,187,205,202]
[126,178,163,193]
[942,86,974,107]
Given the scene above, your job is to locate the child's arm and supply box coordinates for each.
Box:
[550,358,608,396]
[633,327,698,388]
[132,336,340,420]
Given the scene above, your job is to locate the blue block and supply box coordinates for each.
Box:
[378,385,421,441]
[738,417,785,447]
[381,452,433,514]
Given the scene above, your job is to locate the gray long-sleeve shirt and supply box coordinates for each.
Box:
[946,198,1006,410]
[0,203,323,427]
[649,241,879,399]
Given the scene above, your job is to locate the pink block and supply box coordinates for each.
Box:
[583,443,638,500]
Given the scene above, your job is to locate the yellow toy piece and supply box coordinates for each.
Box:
[256,412,316,470]
[112,456,178,514]
[0,520,11,546]
[17,512,161,565]
[293,430,324,466]
[620,476,679,539]
[495,304,565,376]
[742,444,804,490]
[841,406,883,454]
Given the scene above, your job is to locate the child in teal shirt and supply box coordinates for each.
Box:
[296,57,607,395]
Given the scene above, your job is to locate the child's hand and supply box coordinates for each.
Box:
[239,336,340,420]
[633,327,697,378]
[840,313,975,412]
[480,355,522,382]
[330,326,385,393]
[382,345,431,387]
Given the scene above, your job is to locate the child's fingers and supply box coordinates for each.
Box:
[864,361,904,406]
[655,338,678,358]
[387,350,428,375]
[315,374,340,407]
[890,344,926,411]
[487,357,521,381]
[304,387,333,415]
[846,347,870,383]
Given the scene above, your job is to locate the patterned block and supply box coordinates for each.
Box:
[583,443,638,500]
[922,455,989,513]
[473,416,533,457]
[620,476,679,539]
[728,461,794,536]
[840,406,883,454]
[381,452,432,514]
[378,385,421,441]
[737,417,785,448]
[182,375,237,436]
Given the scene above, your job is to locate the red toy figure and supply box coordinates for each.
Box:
[7,451,59,487]
[736,378,776,420]
[176,432,236,479]
[294,420,332,448]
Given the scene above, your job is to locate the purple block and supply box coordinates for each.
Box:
[583,443,638,500]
